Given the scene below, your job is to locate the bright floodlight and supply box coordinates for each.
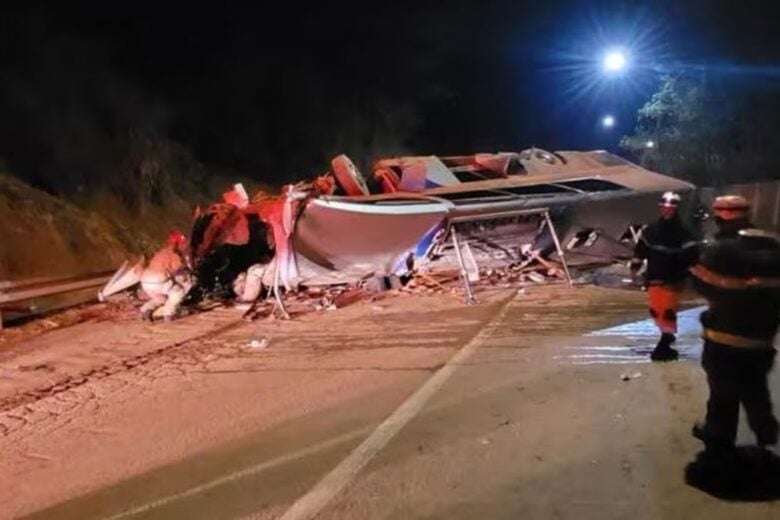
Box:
[602,115,616,128]
[645,140,655,148]
[603,50,627,72]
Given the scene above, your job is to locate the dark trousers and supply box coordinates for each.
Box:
[701,340,778,447]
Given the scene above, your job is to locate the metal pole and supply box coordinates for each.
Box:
[629,225,642,244]
[773,181,780,231]
[543,211,574,287]
[752,184,760,224]
[272,257,290,319]
[450,225,477,305]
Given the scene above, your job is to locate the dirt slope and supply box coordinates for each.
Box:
[0,172,193,279]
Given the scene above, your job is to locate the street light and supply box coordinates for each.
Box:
[645,140,655,149]
[602,49,628,73]
[602,115,616,128]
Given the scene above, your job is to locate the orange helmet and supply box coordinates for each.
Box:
[712,195,750,220]
[167,230,187,249]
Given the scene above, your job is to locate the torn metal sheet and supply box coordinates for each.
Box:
[375,156,460,189]
[98,258,144,301]
[222,183,250,208]
[284,197,452,286]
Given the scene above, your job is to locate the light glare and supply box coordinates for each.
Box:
[602,115,616,128]
[603,50,627,72]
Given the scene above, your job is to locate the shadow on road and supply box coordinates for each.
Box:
[686,447,780,501]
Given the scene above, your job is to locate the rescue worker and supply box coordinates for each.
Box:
[630,191,699,361]
[140,230,193,322]
[690,195,780,453]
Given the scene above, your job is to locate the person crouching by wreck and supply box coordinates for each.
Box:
[630,191,699,361]
[690,195,780,454]
[140,230,194,322]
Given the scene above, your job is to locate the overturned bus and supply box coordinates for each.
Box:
[100,148,695,305]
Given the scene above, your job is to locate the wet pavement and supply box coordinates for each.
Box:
[5,285,780,519]
[566,305,706,365]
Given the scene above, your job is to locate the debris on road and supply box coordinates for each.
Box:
[620,369,643,381]
[248,338,270,349]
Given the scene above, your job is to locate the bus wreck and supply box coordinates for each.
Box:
[100,148,695,307]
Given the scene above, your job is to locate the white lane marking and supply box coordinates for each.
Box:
[104,430,364,520]
[277,295,516,520]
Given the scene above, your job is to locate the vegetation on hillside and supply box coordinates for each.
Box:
[621,74,780,186]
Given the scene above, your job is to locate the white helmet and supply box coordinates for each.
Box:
[659,191,681,208]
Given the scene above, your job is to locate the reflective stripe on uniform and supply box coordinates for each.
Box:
[639,236,698,254]
[703,328,775,349]
[690,264,780,289]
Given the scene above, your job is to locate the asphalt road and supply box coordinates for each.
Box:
[2,284,779,519]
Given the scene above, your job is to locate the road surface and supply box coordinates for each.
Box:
[1,284,778,519]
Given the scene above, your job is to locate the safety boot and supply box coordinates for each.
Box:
[651,333,678,361]
[693,422,737,454]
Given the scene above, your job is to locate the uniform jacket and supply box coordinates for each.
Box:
[691,220,780,344]
[632,216,699,285]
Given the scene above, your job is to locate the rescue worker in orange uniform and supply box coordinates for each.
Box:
[140,230,193,322]
[690,195,780,453]
[630,192,699,361]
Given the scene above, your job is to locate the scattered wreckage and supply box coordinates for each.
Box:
[99,148,695,315]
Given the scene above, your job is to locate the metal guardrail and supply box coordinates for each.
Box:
[0,270,115,330]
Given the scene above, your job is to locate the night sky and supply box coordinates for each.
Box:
[1,0,778,185]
